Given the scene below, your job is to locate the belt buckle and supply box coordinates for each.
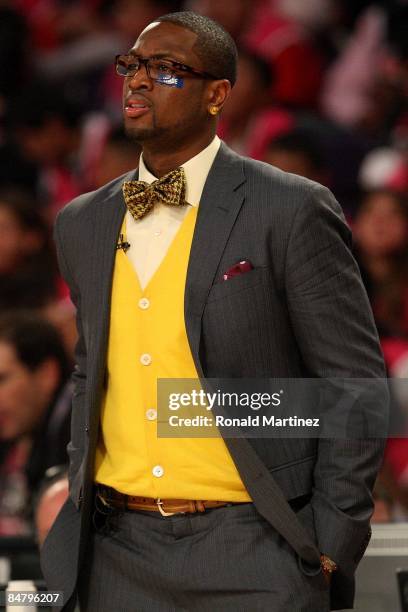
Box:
[156,498,176,517]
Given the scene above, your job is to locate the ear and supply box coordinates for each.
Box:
[206,79,232,115]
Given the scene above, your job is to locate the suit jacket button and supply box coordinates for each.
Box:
[85,427,89,434]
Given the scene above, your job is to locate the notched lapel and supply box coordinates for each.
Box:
[185,143,246,373]
[86,172,133,429]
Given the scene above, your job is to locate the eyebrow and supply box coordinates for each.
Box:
[127,50,187,62]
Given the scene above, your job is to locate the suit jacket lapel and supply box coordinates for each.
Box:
[185,143,246,375]
[87,170,135,431]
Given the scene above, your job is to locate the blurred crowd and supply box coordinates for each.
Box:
[0,0,407,566]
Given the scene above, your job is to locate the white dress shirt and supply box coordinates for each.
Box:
[124,136,221,290]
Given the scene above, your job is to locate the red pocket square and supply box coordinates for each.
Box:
[223,260,253,281]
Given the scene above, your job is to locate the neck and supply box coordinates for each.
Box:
[141,132,216,177]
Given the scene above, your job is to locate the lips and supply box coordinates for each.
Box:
[124,96,151,118]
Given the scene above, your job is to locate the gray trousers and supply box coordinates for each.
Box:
[77,501,330,612]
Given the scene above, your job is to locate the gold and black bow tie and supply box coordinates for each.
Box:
[122,167,187,221]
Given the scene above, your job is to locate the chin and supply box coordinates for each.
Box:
[124,122,167,145]
[124,125,154,143]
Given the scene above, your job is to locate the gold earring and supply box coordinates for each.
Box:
[209,106,218,116]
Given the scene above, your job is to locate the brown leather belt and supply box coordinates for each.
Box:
[96,485,246,516]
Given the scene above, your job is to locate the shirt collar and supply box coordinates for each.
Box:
[138,136,221,207]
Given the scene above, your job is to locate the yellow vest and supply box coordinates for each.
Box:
[95,207,250,501]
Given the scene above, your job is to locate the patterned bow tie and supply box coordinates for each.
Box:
[122,167,187,221]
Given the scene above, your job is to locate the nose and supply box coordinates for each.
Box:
[127,62,153,91]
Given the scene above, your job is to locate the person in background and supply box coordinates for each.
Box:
[353,189,408,339]
[263,128,328,184]
[188,0,325,108]
[0,189,58,313]
[217,48,273,154]
[354,188,408,523]
[10,85,84,219]
[0,189,76,358]
[114,0,181,47]
[321,3,408,139]
[0,312,72,536]
[93,126,142,189]
[185,0,253,41]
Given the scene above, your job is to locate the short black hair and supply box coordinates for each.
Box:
[268,129,324,171]
[0,311,71,381]
[156,11,238,86]
[0,188,49,236]
[12,81,81,129]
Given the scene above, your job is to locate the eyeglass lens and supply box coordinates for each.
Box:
[117,57,178,82]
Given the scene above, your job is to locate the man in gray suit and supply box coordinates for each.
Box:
[41,11,387,612]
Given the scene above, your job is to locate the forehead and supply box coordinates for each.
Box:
[366,193,400,212]
[0,206,17,222]
[0,341,21,369]
[130,21,199,63]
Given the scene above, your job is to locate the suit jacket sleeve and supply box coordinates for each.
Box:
[285,183,387,578]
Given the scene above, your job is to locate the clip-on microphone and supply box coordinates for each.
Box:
[116,234,131,253]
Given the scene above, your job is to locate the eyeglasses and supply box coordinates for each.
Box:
[115,54,219,82]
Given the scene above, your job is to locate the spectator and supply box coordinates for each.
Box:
[188,0,325,108]
[353,189,408,338]
[320,5,387,130]
[0,312,72,536]
[218,49,273,154]
[263,128,327,183]
[0,189,58,312]
[0,189,76,356]
[10,84,84,218]
[185,0,254,40]
[114,0,179,45]
[321,4,407,139]
[92,126,142,188]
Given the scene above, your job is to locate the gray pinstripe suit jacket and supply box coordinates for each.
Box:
[41,142,387,610]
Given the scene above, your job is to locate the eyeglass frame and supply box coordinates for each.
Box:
[115,54,220,82]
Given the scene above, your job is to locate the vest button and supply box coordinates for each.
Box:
[152,465,164,478]
[140,353,152,366]
[146,408,157,421]
[139,297,150,310]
